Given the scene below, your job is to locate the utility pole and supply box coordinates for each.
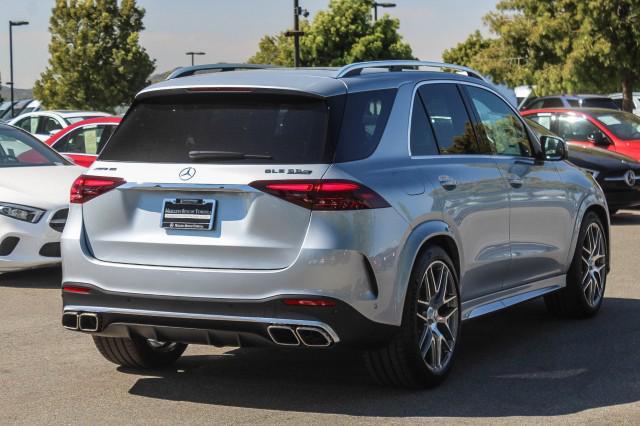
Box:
[285,0,307,67]
[8,20,29,118]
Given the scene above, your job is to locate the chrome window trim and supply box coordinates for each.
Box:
[407,79,536,160]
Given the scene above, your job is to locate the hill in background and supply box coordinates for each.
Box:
[0,85,33,101]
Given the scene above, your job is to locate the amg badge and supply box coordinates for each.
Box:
[265,168,313,175]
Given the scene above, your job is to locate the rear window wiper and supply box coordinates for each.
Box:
[188,150,273,161]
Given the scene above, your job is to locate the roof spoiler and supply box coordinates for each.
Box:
[166,63,274,80]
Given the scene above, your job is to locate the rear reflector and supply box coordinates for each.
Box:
[70,175,125,204]
[250,179,389,210]
[283,298,336,307]
[62,285,91,295]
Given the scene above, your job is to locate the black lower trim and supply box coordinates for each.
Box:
[0,237,19,256]
[39,242,61,258]
[62,285,398,348]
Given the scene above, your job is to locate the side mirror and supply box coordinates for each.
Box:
[540,135,568,161]
[588,130,610,146]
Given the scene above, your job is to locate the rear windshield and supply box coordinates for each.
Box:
[100,90,397,164]
[100,93,333,164]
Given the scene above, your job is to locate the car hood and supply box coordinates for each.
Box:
[0,165,85,210]
[568,144,640,172]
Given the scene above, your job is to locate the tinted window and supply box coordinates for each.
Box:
[39,117,62,134]
[581,98,619,110]
[419,84,481,154]
[54,125,112,155]
[556,115,600,141]
[527,114,554,131]
[592,111,640,140]
[334,89,396,162]
[409,95,438,156]
[541,98,563,108]
[567,99,579,107]
[467,86,532,157]
[101,94,332,164]
[0,128,66,167]
[16,116,38,133]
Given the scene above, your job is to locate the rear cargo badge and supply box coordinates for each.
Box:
[179,167,196,181]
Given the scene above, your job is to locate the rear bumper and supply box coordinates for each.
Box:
[61,287,398,348]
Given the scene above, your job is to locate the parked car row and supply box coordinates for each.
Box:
[0,99,41,122]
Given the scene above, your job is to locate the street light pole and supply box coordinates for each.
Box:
[185,51,205,66]
[373,2,396,21]
[8,20,29,118]
[285,0,308,67]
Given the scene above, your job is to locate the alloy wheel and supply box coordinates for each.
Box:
[581,222,606,307]
[416,260,459,373]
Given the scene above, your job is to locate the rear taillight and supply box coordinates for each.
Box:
[249,179,389,210]
[70,175,125,204]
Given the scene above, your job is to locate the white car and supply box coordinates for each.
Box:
[0,124,84,273]
[610,92,640,116]
[7,110,110,141]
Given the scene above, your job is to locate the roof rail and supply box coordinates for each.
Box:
[166,63,274,80]
[335,60,486,81]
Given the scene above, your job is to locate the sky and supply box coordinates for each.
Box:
[0,0,498,90]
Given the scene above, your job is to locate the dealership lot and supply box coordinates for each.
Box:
[1,213,639,424]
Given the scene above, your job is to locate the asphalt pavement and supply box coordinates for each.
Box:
[2,212,640,424]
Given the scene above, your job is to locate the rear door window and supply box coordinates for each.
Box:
[418,83,483,154]
[540,98,564,108]
[100,94,333,164]
[54,125,107,155]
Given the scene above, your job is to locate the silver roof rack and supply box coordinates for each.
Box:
[335,60,486,81]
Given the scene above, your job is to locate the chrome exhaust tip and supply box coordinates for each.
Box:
[62,311,79,330]
[267,325,300,346]
[295,326,332,347]
[78,312,100,332]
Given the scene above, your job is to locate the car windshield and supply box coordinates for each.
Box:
[0,127,68,167]
[592,111,640,140]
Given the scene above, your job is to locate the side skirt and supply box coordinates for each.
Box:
[461,275,566,321]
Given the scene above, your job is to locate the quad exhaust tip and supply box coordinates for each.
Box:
[62,312,100,332]
[267,325,333,347]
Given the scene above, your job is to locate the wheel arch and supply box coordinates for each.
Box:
[393,220,461,323]
[584,203,610,271]
[568,196,610,273]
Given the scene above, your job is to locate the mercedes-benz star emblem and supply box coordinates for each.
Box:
[179,167,196,181]
[624,170,636,187]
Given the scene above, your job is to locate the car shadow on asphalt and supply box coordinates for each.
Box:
[611,211,640,226]
[0,266,61,289]
[123,297,640,418]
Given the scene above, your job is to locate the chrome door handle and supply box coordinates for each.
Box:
[508,174,523,188]
[438,175,457,190]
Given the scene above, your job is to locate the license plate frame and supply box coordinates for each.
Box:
[161,198,216,231]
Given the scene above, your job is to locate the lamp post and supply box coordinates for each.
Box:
[285,0,308,67]
[185,51,205,66]
[373,2,396,21]
[8,20,29,118]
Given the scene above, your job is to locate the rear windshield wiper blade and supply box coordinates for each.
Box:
[188,150,273,160]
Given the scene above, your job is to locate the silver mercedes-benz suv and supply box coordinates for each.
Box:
[61,60,609,388]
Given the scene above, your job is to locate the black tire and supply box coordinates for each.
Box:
[93,335,187,369]
[365,245,461,388]
[544,211,607,318]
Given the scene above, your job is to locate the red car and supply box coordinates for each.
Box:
[44,117,121,167]
[522,108,640,160]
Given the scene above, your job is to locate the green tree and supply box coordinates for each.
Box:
[34,0,154,112]
[443,0,640,111]
[249,0,413,66]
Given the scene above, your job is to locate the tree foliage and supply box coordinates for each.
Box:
[249,0,413,66]
[34,0,154,112]
[442,0,640,111]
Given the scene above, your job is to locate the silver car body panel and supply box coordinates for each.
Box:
[62,68,609,335]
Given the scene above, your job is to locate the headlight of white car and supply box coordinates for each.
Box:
[0,202,46,223]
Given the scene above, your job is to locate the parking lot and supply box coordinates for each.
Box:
[0,212,639,424]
